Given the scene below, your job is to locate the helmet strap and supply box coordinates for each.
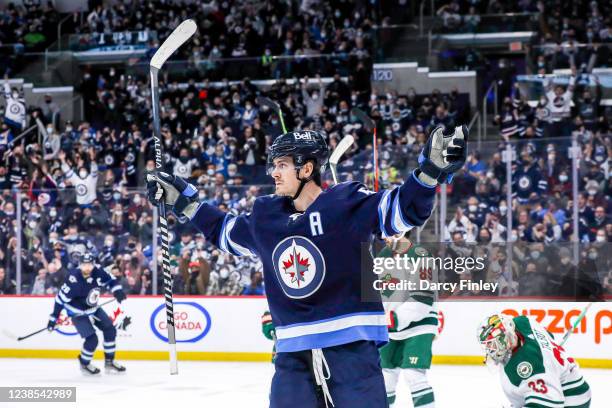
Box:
[292,168,312,200]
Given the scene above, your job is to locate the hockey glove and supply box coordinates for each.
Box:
[114,289,127,304]
[418,125,468,184]
[47,315,57,331]
[146,171,200,220]
[261,311,276,340]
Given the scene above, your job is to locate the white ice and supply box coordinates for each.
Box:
[0,359,610,408]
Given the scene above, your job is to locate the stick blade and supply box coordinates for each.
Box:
[2,329,17,341]
[150,19,197,69]
[329,135,355,165]
[351,108,375,131]
[256,96,281,112]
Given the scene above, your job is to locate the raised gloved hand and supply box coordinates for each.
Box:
[418,125,468,185]
[146,172,200,219]
[47,315,58,331]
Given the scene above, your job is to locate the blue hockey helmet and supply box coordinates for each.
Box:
[80,253,95,265]
[267,130,329,199]
[267,130,329,176]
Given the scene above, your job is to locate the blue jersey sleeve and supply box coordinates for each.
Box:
[94,267,123,294]
[354,170,436,238]
[190,203,257,257]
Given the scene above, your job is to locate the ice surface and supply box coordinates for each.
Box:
[0,359,609,408]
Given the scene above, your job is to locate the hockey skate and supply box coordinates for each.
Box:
[105,359,126,374]
[79,360,101,375]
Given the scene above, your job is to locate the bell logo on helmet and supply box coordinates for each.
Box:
[294,131,313,140]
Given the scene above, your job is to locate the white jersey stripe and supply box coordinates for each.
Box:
[275,312,386,339]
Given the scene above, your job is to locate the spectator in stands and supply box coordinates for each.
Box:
[0,266,15,294]
[242,271,264,296]
[179,252,210,295]
[2,76,26,134]
[544,71,576,137]
[58,149,98,207]
[437,1,462,31]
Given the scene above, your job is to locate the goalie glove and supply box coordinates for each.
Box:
[146,171,200,220]
[418,125,468,184]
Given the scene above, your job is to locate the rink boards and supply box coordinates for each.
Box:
[0,296,610,368]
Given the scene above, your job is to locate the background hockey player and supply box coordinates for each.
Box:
[477,313,591,408]
[378,232,438,408]
[147,124,467,407]
[47,253,127,375]
[261,310,277,362]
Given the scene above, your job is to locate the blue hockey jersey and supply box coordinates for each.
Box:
[189,170,436,352]
[52,267,122,317]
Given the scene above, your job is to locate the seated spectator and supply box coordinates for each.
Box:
[242,271,264,296]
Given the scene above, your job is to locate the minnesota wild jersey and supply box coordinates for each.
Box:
[501,316,591,408]
[378,244,438,341]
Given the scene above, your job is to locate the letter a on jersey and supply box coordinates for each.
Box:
[272,236,326,299]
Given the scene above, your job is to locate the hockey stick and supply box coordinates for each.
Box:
[329,135,354,185]
[559,302,593,347]
[256,96,287,133]
[150,19,197,375]
[351,108,378,191]
[3,298,116,341]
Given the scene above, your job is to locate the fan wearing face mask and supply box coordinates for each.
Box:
[2,75,26,134]
[58,148,99,207]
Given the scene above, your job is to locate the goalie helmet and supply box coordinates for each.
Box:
[477,313,518,365]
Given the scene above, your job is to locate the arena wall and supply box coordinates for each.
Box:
[0,296,610,368]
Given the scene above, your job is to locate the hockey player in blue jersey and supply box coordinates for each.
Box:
[47,253,127,375]
[147,125,468,407]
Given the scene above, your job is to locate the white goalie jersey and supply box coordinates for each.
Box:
[500,316,591,408]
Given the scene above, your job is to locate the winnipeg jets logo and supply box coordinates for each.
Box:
[76,184,88,196]
[282,241,311,286]
[518,176,532,190]
[86,288,101,306]
[272,236,326,299]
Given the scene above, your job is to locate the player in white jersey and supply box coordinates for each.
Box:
[477,314,591,408]
[378,233,438,408]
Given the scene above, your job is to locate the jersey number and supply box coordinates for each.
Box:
[527,379,548,394]
[420,267,432,281]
